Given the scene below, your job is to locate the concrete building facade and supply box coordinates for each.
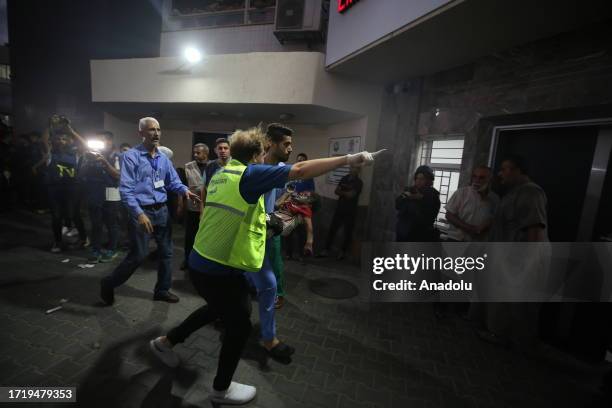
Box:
[9,0,612,256]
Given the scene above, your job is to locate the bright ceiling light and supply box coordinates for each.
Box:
[87,139,105,151]
[184,47,203,64]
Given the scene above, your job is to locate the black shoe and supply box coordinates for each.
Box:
[153,291,180,303]
[100,280,114,306]
[266,342,295,359]
[180,261,187,271]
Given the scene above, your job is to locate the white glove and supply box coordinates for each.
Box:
[346,149,386,167]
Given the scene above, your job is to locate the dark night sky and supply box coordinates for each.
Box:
[0,0,7,45]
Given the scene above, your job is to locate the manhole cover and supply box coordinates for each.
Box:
[309,278,359,299]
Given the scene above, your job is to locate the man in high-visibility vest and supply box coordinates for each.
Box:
[149,126,381,405]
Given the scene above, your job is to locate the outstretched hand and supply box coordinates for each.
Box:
[346,149,387,167]
[371,149,386,158]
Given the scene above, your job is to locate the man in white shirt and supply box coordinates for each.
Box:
[445,166,499,242]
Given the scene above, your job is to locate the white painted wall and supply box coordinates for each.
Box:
[326,0,454,66]
[104,113,243,168]
[285,118,371,205]
[103,113,373,205]
[104,113,141,147]
[91,52,382,120]
[91,53,319,105]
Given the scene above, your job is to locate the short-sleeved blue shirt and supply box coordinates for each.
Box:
[189,163,292,275]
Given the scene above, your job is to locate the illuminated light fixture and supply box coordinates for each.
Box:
[87,139,105,151]
[184,47,203,64]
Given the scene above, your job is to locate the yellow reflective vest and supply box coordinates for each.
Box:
[193,159,266,272]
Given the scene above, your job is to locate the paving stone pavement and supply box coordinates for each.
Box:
[0,210,610,408]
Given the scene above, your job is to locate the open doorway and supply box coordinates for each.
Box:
[491,125,599,242]
[490,122,612,362]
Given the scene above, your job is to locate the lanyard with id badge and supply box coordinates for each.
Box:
[105,155,121,201]
[149,154,165,189]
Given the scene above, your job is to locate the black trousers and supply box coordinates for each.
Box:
[48,184,86,243]
[325,208,356,252]
[184,210,200,264]
[284,223,306,257]
[167,269,252,391]
[88,201,120,252]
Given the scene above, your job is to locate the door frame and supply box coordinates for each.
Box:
[487,118,612,241]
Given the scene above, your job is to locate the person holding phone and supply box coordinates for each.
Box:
[42,116,88,252]
[79,131,122,263]
[395,165,441,242]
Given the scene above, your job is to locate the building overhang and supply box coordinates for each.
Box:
[90,51,383,125]
[326,0,612,84]
[96,101,361,127]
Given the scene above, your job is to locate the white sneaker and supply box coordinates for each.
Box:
[211,382,256,405]
[66,228,79,238]
[149,337,179,368]
[51,243,62,253]
[62,226,69,235]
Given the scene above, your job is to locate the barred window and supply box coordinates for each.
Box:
[419,136,464,228]
[168,0,276,29]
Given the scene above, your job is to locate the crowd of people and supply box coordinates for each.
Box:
[395,158,550,352]
[1,113,564,403]
[3,115,374,405]
[395,157,548,245]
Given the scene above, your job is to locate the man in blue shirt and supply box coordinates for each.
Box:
[100,117,200,305]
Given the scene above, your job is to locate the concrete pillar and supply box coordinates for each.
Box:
[366,78,423,243]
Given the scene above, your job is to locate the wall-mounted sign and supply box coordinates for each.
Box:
[338,0,361,14]
[327,136,361,184]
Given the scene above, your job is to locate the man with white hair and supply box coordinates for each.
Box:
[100,117,199,305]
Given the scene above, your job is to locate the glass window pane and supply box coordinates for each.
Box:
[248,8,275,23]
[433,178,441,190]
[420,137,464,228]
[431,148,463,160]
[450,172,460,192]
[249,0,276,7]
[432,139,464,149]
[214,11,244,26]
[431,158,462,165]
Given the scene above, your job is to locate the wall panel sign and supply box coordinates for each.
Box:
[338,0,361,14]
[327,136,361,184]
